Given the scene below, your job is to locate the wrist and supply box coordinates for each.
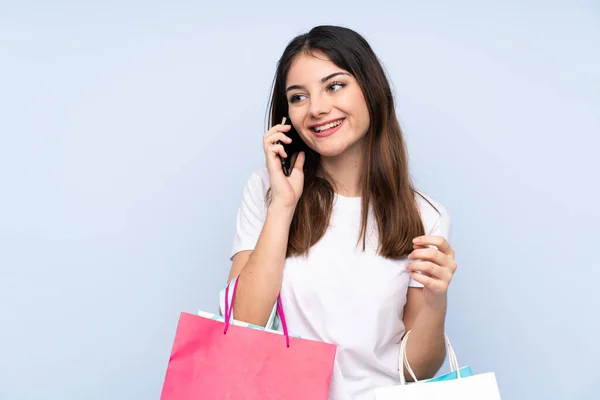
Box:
[421,295,448,314]
[267,202,296,222]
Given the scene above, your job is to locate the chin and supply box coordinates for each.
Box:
[312,142,349,158]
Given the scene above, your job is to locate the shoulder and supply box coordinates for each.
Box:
[246,168,271,191]
[239,168,271,205]
[413,190,451,237]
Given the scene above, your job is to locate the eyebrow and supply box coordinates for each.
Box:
[285,72,350,93]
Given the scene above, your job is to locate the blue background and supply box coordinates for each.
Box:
[1,1,598,399]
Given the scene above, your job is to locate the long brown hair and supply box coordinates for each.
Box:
[268,25,430,259]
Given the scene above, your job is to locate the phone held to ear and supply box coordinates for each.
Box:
[277,117,306,177]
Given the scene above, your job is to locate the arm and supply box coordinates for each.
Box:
[227,203,295,326]
[402,287,446,380]
[402,234,458,381]
[225,120,305,326]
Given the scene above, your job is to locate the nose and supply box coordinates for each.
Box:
[308,94,331,118]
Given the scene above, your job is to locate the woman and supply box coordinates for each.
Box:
[222,25,458,399]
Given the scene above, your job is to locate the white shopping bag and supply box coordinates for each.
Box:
[374,331,502,399]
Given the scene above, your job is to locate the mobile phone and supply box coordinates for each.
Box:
[278,118,307,177]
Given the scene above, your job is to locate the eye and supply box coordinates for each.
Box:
[288,94,306,104]
[327,81,346,92]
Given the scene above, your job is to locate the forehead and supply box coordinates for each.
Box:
[286,52,347,86]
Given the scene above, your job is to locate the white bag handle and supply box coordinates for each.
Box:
[399,330,463,385]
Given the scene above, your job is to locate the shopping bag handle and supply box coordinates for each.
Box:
[399,330,461,385]
[223,277,291,347]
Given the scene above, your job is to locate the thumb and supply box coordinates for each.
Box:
[291,151,305,174]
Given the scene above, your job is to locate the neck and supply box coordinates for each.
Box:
[319,139,365,197]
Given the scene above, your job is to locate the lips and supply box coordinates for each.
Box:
[309,118,345,138]
[309,118,345,132]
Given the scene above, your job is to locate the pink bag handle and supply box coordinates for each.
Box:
[223,277,291,347]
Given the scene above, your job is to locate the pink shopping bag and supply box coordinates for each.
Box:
[160,279,337,399]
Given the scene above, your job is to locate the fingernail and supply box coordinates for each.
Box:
[407,253,413,260]
[413,237,420,243]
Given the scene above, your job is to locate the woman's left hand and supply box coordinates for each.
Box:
[406,235,458,309]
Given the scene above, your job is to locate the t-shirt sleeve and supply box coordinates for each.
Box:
[408,204,452,288]
[230,171,268,260]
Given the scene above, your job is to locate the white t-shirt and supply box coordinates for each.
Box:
[226,169,451,400]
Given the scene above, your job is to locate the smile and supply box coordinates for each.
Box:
[309,118,345,137]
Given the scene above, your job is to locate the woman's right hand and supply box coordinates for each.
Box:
[263,119,306,210]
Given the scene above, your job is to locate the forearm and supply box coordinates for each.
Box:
[404,300,447,381]
[233,203,295,325]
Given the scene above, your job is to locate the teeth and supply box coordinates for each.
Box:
[314,119,343,132]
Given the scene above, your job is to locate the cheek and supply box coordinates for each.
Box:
[361,109,370,130]
[355,97,370,132]
[342,90,369,121]
[289,108,314,141]
[289,109,305,130]
[356,91,369,115]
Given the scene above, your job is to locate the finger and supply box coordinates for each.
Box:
[264,131,292,146]
[406,261,452,281]
[265,124,292,137]
[268,144,287,159]
[409,249,457,274]
[408,247,448,266]
[409,271,435,287]
[410,272,448,292]
[413,235,454,257]
[291,151,305,173]
[264,130,292,144]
